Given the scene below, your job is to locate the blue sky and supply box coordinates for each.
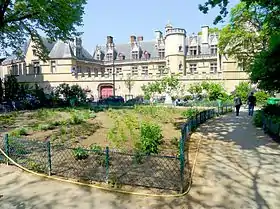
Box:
[79,0,239,53]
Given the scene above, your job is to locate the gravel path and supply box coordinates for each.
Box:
[1,108,279,209]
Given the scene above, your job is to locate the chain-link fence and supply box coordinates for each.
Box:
[0,105,233,193]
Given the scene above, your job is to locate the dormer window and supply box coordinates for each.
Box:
[189,46,197,55]
[106,52,113,61]
[159,48,165,59]
[132,51,139,59]
[211,45,217,55]
[96,54,100,60]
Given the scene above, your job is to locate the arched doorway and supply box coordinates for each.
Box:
[98,83,114,99]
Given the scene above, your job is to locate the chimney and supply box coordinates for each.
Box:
[137,36,143,42]
[201,25,209,44]
[106,36,113,44]
[130,35,136,44]
[155,30,162,40]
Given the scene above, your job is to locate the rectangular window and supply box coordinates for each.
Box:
[190,46,197,55]
[96,54,100,60]
[88,67,91,77]
[33,62,40,74]
[132,51,138,59]
[158,48,165,59]
[158,65,166,76]
[51,61,56,73]
[106,53,113,61]
[210,62,217,73]
[116,67,122,75]
[131,66,138,76]
[211,45,217,55]
[189,63,197,73]
[94,68,98,77]
[141,66,148,76]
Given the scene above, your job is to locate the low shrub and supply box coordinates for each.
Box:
[181,108,200,118]
[254,91,270,106]
[9,127,29,137]
[263,104,280,117]
[253,110,263,127]
[138,121,163,154]
[73,147,89,160]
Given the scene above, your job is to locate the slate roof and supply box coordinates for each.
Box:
[93,40,159,60]
[2,37,93,65]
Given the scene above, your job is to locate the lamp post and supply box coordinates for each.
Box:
[112,43,116,97]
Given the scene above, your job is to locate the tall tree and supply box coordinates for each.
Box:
[199,0,280,30]
[0,0,87,59]
[249,34,280,92]
[124,75,135,95]
[218,2,270,69]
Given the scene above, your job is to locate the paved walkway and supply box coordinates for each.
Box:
[1,109,280,209]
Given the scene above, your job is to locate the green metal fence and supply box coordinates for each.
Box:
[262,113,280,140]
[1,105,233,193]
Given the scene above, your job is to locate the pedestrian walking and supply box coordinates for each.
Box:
[247,92,256,116]
[234,95,242,116]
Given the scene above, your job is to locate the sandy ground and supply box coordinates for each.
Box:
[1,108,280,209]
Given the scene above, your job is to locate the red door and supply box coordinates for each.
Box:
[101,86,113,99]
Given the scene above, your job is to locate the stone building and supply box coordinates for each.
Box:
[0,23,248,99]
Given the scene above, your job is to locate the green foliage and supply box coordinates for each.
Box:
[263,104,280,117]
[188,81,226,101]
[253,110,263,127]
[54,83,87,106]
[4,75,19,101]
[138,122,163,155]
[254,91,270,106]
[141,75,180,100]
[234,82,251,102]
[9,127,29,137]
[199,0,279,29]
[217,3,269,69]
[0,111,17,126]
[73,147,89,160]
[0,0,87,58]
[249,34,280,92]
[188,83,202,96]
[181,108,200,118]
[132,150,144,164]
[26,160,44,173]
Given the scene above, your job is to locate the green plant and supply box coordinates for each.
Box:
[132,150,144,164]
[254,91,270,106]
[181,108,200,118]
[253,110,263,127]
[138,122,163,154]
[27,160,44,173]
[73,147,89,160]
[108,174,121,188]
[9,127,29,137]
[70,114,85,124]
[263,104,280,117]
[90,143,102,153]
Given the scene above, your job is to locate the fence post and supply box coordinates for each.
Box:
[226,105,228,113]
[196,114,198,127]
[105,146,110,183]
[4,134,9,165]
[46,141,52,176]
[179,137,185,193]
